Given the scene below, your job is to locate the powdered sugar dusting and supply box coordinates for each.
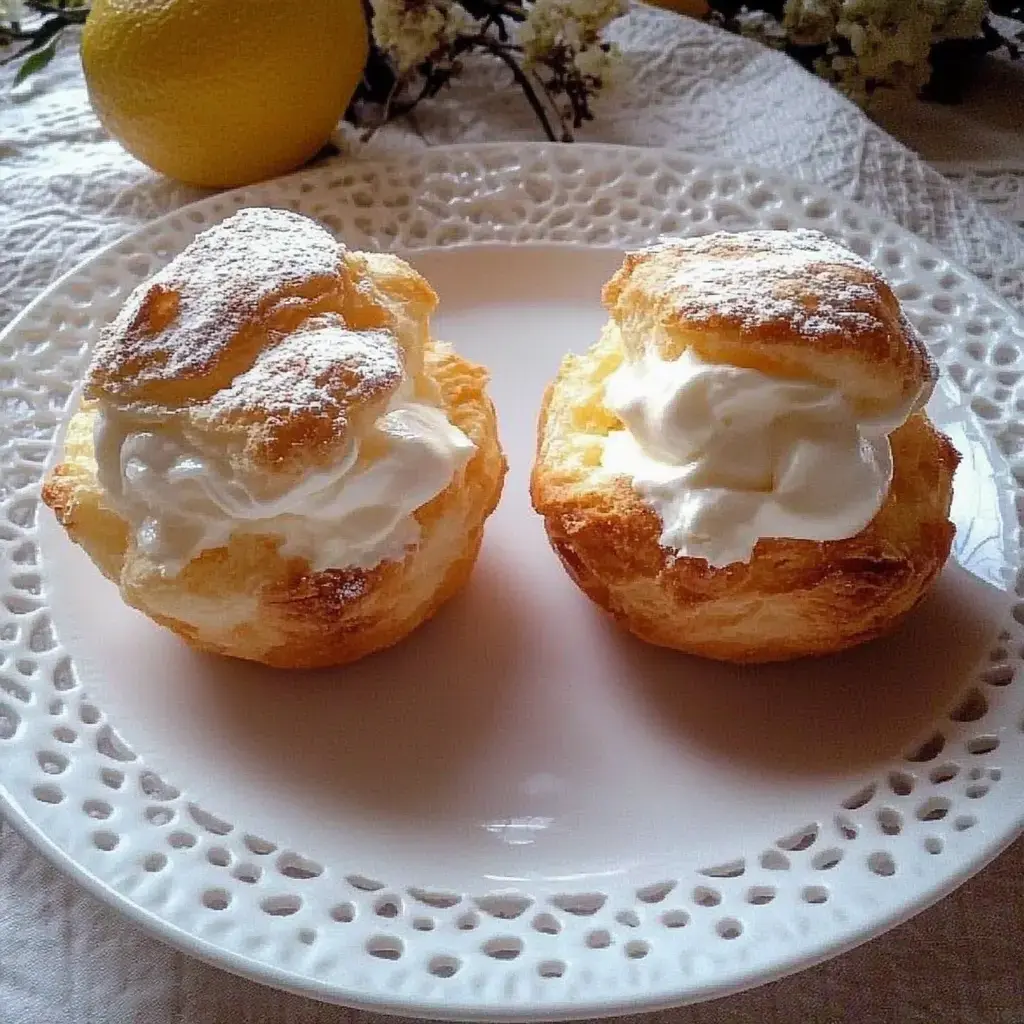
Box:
[90,207,346,390]
[82,207,477,585]
[206,313,403,428]
[641,229,889,338]
[315,569,373,609]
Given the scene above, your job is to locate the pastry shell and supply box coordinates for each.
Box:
[531,232,960,663]
[43,208,506,668]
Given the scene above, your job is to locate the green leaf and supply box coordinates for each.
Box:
[13,37,58,87]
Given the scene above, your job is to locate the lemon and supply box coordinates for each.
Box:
[81,0,369,188]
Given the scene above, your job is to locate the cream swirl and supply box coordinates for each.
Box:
[600,344,926,568]
[93,377,475,577]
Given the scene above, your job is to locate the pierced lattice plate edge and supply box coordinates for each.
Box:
[1,143,1023,1019]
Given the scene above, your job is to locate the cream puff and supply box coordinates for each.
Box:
[531,229,959,663]
[44,207,506,668]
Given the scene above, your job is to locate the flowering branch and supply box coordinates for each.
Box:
[707,0,1023,106]
[9,0,1019,139]
[475,35,562,140]
[346,0,627,141]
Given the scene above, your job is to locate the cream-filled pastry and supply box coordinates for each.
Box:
[44,208,506,668]
[531,229,959,663]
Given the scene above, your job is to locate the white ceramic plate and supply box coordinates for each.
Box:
[2,144,1024,1020]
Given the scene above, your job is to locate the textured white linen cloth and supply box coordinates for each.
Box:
[2,8,1024,1023]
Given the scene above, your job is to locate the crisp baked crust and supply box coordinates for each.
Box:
[531,234,959,663]
[86,211,436,489]
[43,210,506,668]
[603,229,937,414]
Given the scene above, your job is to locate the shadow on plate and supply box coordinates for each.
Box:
[184,556,526,817]
[85,541,1012,825]
[591,561,1013,777]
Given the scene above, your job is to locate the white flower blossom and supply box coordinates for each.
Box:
[576,40,623,87]
[787,0,988,103]
[783,0,840,46]
[370,0,473,74]
[359,0,625,141]
[919,0,987,39]
[519,0,628,66]
[574,43,609,79]
[839,1,934,88]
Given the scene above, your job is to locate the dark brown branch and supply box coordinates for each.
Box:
[0,15,66,66]
[474,36,560,140]
[24,1,89,22]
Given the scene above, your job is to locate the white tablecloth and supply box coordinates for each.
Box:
[3,8,1024,1023]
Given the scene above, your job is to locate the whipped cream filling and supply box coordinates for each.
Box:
[600,344,924,568]
[93,379,475,576]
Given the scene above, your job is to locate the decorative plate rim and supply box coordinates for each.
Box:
[1,142,1023,1020]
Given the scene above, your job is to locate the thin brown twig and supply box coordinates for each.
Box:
[24,1,89,21]
[0,26,43,41]
[0,16,65,66]
[474,36,560,140]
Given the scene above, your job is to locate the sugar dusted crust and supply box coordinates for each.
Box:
[43,209,507,669]
[603,229,937,413]
[531,233,960,664]
[86,209,436,485]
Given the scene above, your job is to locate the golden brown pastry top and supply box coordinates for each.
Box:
[84,207,438,484]
[602,228,936,412]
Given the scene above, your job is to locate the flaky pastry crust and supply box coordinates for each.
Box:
[43,209,506,668]
[603,229,936,414]
[531,232,959,663]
